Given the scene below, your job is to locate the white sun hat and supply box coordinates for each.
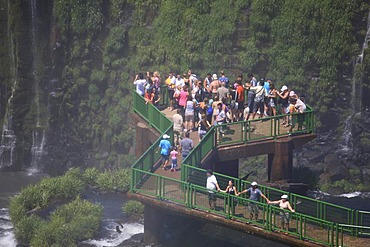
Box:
[281,85,288,92]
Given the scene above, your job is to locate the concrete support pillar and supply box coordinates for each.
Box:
[135,122,158,159]
[267,154,274,182]
[144,204,162,244]
[270,138,294,182]
[214,159,239,178]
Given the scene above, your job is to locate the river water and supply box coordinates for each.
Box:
[0,172,143,247]
[0,172,369,247]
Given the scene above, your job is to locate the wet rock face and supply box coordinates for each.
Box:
[351,112,370,165]
[319,154,350,183]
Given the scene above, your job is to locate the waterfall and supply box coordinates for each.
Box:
[0,0,18,169]
[29,0,47,174]
[341,12,370,152]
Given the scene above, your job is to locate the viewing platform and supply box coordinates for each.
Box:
[130,92,370,247]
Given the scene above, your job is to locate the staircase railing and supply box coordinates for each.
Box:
[131,91,368,247]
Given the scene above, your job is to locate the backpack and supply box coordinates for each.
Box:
[207,105,213,116]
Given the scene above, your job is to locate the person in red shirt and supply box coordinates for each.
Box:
[236,81,245,121]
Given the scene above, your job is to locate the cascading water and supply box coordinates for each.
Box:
[0,0,18,169]
[29,0,47,174]
[341,12,370,152]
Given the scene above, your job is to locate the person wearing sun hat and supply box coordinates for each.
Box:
[268,194,295,231]
[157,134,172,170]
[238,181,270,222]
[277,85,290,126]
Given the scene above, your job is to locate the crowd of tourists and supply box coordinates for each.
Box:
[134,69,308,142]
[135,70,303,229]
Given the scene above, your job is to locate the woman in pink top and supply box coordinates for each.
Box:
[178,85,189,110]
[170,147,179,172]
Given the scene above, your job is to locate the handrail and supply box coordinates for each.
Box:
[131,91,368,247]
[131,168,365,247]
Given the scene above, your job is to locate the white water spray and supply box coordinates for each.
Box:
[341,12,370,151]
[29,0,47,174]
[0,0,18,169]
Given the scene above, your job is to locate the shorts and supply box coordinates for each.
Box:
[280,211,290,224]
[161,154,169,162]
[253,101,264,114]
[297,113,305,125]
[184,113,194,122]
[182,152,189,161]
[237,101,244,110]
[208,192,216,203]
[247,91,255,109]
[268,99,276,108]
[248,202,259,215]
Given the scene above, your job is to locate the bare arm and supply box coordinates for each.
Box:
[220,185,230,193]
[215,182,221,192]
[233,186,239,195]
[268,199,281,205]
[287,202,295,212]
[237,189,247,196]
[261,193,270,203]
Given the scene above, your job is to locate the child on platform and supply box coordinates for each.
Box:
[170,147,179,172]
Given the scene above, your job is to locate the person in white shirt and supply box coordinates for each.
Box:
[206,169,220,210]
[175,74,185,88]
[246,84,265,119]
[133,73,146,96]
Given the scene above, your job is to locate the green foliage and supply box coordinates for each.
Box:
[55,0,103,36]
[106,26,126,54]
[30,198,103,247]
[9,169,89,245]
[321,179,370,193]
[122,200,144,217]
[94,168,131,192]
[13,215,44,244]
[51,0,370,170]
[82,167,100,184]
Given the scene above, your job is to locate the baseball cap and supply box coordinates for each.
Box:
[251,181,258,186]
[163,134,170,139]
[281,85,288,91]
[281,194,288,199]
[289,91,296,97]
[212,74,218,80]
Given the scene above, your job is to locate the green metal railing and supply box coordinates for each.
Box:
[132,91,173,179]
[131,91,368,247]
[182,164,359,230]
[131,167,366,247]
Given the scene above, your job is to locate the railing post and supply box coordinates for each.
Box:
[226,194,230,219]
[157,176,162,199]
[299,214,303,240]
[130,169,135,192]
[330,222,334,247]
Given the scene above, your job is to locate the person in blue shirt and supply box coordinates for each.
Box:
[238,181,270,222]
[218,71,229,87]
[157,134,172,170]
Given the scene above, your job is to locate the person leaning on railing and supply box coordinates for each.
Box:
[206,169,221,210]
[268,194,295,232]
[220,180,239,216]
[238,181,270,223]
[287,92,306,133]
